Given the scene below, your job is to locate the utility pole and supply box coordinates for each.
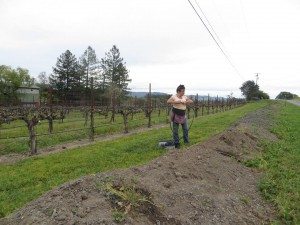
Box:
[147,83,152,128]
[255,73,260,85]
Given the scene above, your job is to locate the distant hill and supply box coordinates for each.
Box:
[129,91,169,98]
[188,95,224,100]
[129,92,227,100]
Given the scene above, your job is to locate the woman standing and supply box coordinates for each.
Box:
[167,84,193,149]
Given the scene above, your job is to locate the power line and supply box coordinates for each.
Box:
[194,0,225,49]
[187,0,244,81]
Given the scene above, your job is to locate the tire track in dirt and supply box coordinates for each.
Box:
[288,99,300,107]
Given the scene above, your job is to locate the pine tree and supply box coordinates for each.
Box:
[100,45,131,122]
[50,50,80,102]
[79,46,100,89]
[100,45,131,96]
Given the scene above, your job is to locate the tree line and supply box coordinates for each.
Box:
[46,45,131,105]
[240,80,270,101]
[0,45,131,106]
[0,66,34,105]
[2,48,299,105]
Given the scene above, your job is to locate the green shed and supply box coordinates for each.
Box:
[17,85,40,106]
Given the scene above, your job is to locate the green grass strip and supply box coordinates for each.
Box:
[0,101,269,217]
[251,101,299,224]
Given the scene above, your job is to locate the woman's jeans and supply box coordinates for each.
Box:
[173,120,189,146]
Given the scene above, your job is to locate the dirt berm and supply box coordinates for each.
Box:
[0,105,278,225]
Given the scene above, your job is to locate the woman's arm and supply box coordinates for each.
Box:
[185,97,193,104]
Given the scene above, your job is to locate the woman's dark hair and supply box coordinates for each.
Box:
[176,84,185,93]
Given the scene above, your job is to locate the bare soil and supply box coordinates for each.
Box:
[0,104,278,225]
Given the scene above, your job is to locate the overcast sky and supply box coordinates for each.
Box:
[1,0,299,98]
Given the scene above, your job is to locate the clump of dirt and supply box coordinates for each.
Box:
[212,105,278,162]
[0,104,278,225]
